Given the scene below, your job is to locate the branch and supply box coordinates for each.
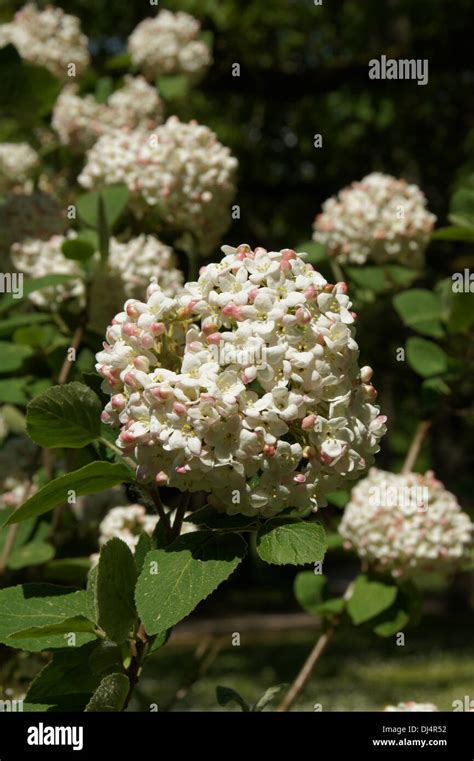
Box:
[57,324,84,385]
[402,420,431,474]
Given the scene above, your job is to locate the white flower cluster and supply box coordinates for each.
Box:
[128,9,211,80]
[98,504,158,552]
[96,244,386,517]
[339,468,472,576]
[0,143,38,193]
[52,76,164,151]
[0,3,90,80]
[0,192,66,263]
[313,173,436,266]
[12,233,184,308]
[383,702,438,712]
[78,117,238,254]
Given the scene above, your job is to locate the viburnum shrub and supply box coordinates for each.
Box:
[0,2,472,716]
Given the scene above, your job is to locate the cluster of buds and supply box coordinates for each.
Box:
[339,468,472,576]
[96,244,386,517]
[313,173,436,267]
[0,143,38,193]
[78,117,238,254]
[128,9,211,81]
[0,3,90,80]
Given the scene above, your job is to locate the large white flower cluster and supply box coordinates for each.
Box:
[52,76,164,151]
[313,173,436,267]
[96,245,386,517]
[128,9,211,80]
[12,233,184,308]
[339,468,472,576]
[383,702,438,712]
[0,143,38,193]
[0,3,90,80]
[78,117,238,254]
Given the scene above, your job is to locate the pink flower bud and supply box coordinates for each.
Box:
[293,474,306,484]
[336,282,348,293]
[207,333,221,345]
[360,365,373,383]
[111,394,126,410]
[295,307,311,325]
[264,444,276,456]
[150,322,165,335]
[155,471,168,486]
[101,411,112,423]
[302,414,316,430]
[172,402,187,416]
[304,286,316,300]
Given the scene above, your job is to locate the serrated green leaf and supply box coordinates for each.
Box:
[26,382,102,448]
[0,584,95,651]
[347,574,398,625]
[24,641,101,711]
[136,531,247,635]
[85,672,129,712]
[406,337,448,378]
[97,538,137,643]
[4,462,131,526]
[256,519,326,566]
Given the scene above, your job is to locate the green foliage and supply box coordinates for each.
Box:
[26,383,102,448]
[85,673,129,712]
[256,519,326,566]
[0,585,95,651]
[393,290,444,338]
[406,337,448,378]
[96,539,137,643]
[4,462,131,525]
[77,186,129,230]
[347,575,398,626]
[136,531,247,635]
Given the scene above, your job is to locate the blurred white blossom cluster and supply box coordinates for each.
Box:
[52,76,164,151]
[96,244,386,517]
[78,117,238,254]
[0,143,38,193]
[339,468,472,576]
[128,9,212,81]
[313,173,436,267]
[0,437,39,510]
[12,233,184,309]
[0,3,90,80]
[383,702,439,712]
[97,504,158,553]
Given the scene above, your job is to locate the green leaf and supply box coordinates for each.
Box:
[26,382,102,448]
[431,226,474,242]
[256,519,327,566]
[95,76,114,104]
[0,275,77,314]
[105,52,132,71]
[8,540,55,570]
[43,557,91,585]
[406,337,448,378]
[24,642,102,711]
[383,264,419,287]
[14,325,56,349]
[0,378,30,405]
[447,292,474,333]
[0,313,51,338]
[88,639,123,675]
[0,584,95,651]
[8,616,96,640]
[316,597,346,617]
[449,188,474,227]
[393,289,444,337]
[4,462,131,526]
[97,538,137,643]
[77,185,129,230]
[347,575,398,625]
[346,266,387,293]
[136,531,247,635]
[85,673,129,712]
[135,532,153,573]
[253,684,286,712]
[294,571,327,615]
[0,341,33,372]
[61,238,95,262]
[157,74,189,100]
[296,241,327,265]
[372,582,422,637]
[184,506,256,530]
[216,685,250,712]
[326,490,349,508]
